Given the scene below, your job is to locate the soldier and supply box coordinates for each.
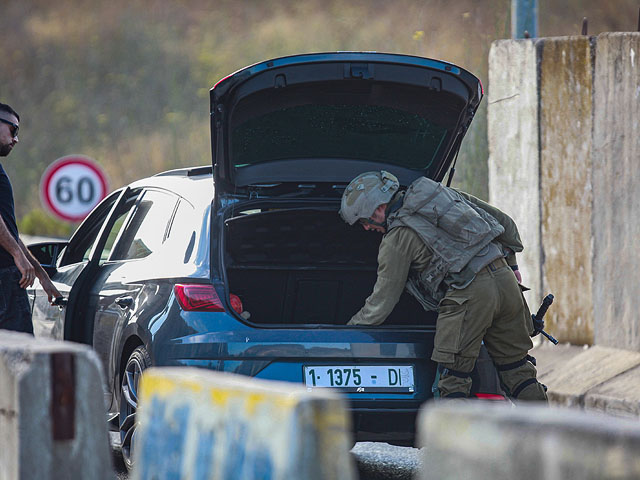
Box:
[340,171,547,401]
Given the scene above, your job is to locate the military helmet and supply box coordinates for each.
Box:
[339,171,400,225]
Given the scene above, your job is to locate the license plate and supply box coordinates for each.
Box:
[303,365,415,393]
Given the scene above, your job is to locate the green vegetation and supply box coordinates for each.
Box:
[18,209,75,238]
[1,0,637,234]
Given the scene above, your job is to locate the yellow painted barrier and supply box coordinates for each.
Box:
[133,367,356,480]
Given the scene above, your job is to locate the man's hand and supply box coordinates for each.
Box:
[13,251,36,288]
[513,268,522,283]
[37,274,62,304]
[16,238,61,300]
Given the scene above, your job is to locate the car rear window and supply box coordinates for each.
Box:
[228,81,464,177]
[231,104,448,171]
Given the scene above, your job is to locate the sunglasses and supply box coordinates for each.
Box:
[0,118,19,138]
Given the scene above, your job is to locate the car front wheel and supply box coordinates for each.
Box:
[119,346,151,472]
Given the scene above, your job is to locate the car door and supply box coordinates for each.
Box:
[88,188,179,409]
[30,188,137,340]
[28,241,66,337]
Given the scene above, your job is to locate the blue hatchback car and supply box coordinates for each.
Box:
[28,52,501,471]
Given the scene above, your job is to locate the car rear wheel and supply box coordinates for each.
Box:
[119,346,151,472]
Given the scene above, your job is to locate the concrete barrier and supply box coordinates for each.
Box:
[418,401,640,480]
[592,33,640,351]
[539,345,640,408]
[489,37,595,345]
[539,36,595,345]
[535,344,640,418]
[132,367,356,480]
[585,363,640,418]
[488,33,640,347]
[0,330,113,480]
[488,39,541,308]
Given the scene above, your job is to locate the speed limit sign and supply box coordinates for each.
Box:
[40,156,109,222]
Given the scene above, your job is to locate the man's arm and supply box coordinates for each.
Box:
[18,238,61,302]
[0,215,35,288]
[348,228,420,326]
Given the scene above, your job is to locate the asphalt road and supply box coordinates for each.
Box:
[110,433,422,479]
[352,442,422,480]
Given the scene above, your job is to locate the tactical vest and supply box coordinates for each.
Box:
[387,177,505,301]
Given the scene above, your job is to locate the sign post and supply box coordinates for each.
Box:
[40,156,109,223]
[512,0,538,39]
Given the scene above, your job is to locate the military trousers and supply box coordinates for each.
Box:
[431,257,547,401]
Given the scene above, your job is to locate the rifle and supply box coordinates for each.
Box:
[532,294,559,345]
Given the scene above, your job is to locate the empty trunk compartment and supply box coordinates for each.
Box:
[225,207,435,326]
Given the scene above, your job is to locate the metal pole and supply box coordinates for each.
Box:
[512,0,538,39]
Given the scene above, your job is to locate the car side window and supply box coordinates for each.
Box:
[164,199,201,264]
[96,205,136,264]
[109,190,178,261]
[60,190,139,267]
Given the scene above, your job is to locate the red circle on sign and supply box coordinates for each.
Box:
[40,156,109,222]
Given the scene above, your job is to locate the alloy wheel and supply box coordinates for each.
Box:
[119,347,150,471]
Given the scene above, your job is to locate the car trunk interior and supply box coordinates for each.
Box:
[224,207,435,327]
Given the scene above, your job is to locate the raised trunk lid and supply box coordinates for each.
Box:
[210,52,483,193]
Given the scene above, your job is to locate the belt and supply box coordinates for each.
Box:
[484,257,508,273]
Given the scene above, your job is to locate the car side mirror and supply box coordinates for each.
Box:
[27,241,68,276]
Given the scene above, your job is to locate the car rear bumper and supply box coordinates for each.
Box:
[350,407,419,445]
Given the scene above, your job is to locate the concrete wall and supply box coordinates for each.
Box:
[418,401,640,480]
[488,33,640,348]
[488,39,542,307]
[592,33,640,351]
[133,367,355,480]
[0,331,113,480]
[539,36,595,345]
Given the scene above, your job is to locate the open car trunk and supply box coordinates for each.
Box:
[224,207,436,327]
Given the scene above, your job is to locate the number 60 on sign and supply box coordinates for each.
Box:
[40,156,109,222]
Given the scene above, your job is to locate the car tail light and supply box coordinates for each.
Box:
[474,393,507,401]
[175,284,224,312]
[174,284,243,314]
[229,294,243,314]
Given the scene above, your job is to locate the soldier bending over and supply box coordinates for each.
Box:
[340,171,547,401]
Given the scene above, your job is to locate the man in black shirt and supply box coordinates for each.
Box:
[0,102,60,333]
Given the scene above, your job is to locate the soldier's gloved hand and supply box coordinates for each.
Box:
[531,314,544,337]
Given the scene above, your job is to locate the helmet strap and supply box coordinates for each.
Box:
[385,191,405,218]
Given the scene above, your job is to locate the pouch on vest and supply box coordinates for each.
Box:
[406,274,442,311]
[404,179,495,248]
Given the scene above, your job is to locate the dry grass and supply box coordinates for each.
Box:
[1,0,637,230]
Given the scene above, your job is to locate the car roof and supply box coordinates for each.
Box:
[127,166,214,206]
